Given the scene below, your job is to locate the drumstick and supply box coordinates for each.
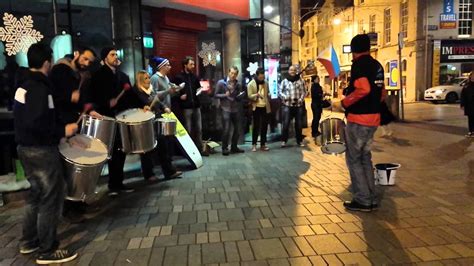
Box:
[76,103,93,124]
[149,96,160,109]
[114,83,132,103]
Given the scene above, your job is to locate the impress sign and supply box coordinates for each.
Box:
[440,40,474,62]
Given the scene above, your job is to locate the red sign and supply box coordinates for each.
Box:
[171,0,249,19]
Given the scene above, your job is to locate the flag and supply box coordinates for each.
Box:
[317,45,341,79]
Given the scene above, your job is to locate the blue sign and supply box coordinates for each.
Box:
[444,0,454,14]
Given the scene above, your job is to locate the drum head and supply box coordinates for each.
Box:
[157,118,176,123]
[321,143,346,155]
[59,135,108,165]
[116,108,155,123]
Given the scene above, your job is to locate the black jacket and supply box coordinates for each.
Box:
[174,71,201,109]
[121,86,166,115]
[14,70,65,146]
[84,65,131,117]
[311,83,324,108]
[345,54,384,115]
[461,81,474,116]
[50,59,81,124]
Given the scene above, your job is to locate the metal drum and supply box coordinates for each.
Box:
[320,117,346,155]
[156,118,177,136]
[116,108,157,154]
[80,114,116,158]
[59,134,108,201]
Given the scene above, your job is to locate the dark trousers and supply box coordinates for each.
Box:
[252,107,268,145]
[108,133,126,190]
[281,105,303,143]
[222,111,240,150]
[468,115,474,132]
[311,103,322,137]
[17,146,64,254]
[140,136,176,178]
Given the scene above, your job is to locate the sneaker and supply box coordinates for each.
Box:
[19,244,39,254]
[222,149,230,156]
[343,200,372,212]
[108,190,119,197]
[281,141,287,148]
[36,249,78,265]
[165,171,183,180]
[466,132,474,138]
[201,150,210,157]
[230,147,245,154]
[251,145,257,152]
[260,146,269,151]
[371,203,379,211]
[119,185,134,193]
[297,142,305,147]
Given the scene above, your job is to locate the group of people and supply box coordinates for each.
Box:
[12,32,393,264]
[12,42,212,264]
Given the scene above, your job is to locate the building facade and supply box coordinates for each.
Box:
[301,0,474,103]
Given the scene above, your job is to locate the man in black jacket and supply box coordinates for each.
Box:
[310,75,324,138]
[85,47,134,196]
[50,47,97,223]
[14,43,78,264]
[174,57,208,156]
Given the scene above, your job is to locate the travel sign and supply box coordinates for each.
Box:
[440,13,456,29]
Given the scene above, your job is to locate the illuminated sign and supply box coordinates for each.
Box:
[0,13,43,56]
[143,36,154,48]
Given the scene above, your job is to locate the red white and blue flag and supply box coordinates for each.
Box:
[317,45,341,79]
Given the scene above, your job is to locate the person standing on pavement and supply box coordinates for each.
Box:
[84,47,135,196]
[50,47,97,223]
[150,56,179,110]
[14,43,78,264]
[215,66,245,155]
[248,68,271,152]
[310,75,324,138]
[122,70,182,181]
[341,34,385,212]
[174,56,208,156]
[460,71,474,137]
[278,65,307,147]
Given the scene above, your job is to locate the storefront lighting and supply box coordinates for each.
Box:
[0,12,44,56]
[333,18,341,25]
[198,42,220,67]
[451,66,456,71]
[264,5,274,14]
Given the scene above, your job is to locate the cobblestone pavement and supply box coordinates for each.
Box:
[1,103,474,265]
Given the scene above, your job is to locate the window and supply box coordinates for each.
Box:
[459,0,473,37]
[358,19,364,33]
[369,14,376,32]
[402,59,407,72]
[385,62,390,86]
[384,8,391,44]
[400,1,408,39]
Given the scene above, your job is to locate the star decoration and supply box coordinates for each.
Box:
[0,13,44,56]
[198,42,220,67]
[247,62,259,75]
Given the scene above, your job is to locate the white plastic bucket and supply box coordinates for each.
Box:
[374,163,401,186]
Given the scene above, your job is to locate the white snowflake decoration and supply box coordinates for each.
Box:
[0,13,44,56]
[198,42,220,67]
[247,62,259,75]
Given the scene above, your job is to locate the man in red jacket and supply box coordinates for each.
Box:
[341,34,385,212]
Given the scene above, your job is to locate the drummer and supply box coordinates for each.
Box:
[122,70,182,181]
[50,47,97,223]
[84,47,134,196]
[14,43,78,264]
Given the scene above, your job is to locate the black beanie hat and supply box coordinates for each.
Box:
[350,34,370,53]
[100,46,116,61]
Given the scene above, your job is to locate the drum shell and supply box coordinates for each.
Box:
[117,119,157,154]
[320,118,346,154]
[80,115,116,158]
[62,158,106,201]
[156,118,177,136]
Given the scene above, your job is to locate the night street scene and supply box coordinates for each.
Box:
[1,0,474,265]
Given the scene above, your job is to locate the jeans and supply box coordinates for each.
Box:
[252,107,268,146]
[17,145,64,254]
[468,115,474,132]
[311,103,322,136]
[281,105,303,143]
[140,136,176,178]
[183,108,203,151]
[222,111,241,150]
[345,122,378,206]
[108,132,126,190]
